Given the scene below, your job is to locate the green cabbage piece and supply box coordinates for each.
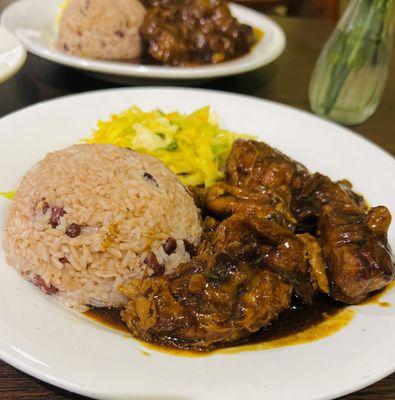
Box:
[85,106,253,187]
[0,191,15,200]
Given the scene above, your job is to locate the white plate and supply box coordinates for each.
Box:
[0,26,26,83]
[1,0,285,81]
[0,88,394,400]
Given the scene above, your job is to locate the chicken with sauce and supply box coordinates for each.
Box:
[120,211,326,349]
[120,139,394,350]
[140,0,256,66]
[226,139,394,304]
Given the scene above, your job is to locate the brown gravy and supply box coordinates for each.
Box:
[85,283,393,356]
[360,281,394,307]
[85,295,355,356]
[85,307,129,334]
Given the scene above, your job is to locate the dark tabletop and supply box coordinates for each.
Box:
[0,12,394,400]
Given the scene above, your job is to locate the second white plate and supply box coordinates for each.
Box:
[0,26,26,83]
[1,0,286,81]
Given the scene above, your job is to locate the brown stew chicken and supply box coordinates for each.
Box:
[119,139,394,351]
[140,0,256,66]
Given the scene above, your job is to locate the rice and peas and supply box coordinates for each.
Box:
[3,107,247,310]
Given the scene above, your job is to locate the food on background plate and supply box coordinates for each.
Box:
[57,0,257,66]
[57,0,146,60]
[140,0,256,66]
[3,144,201,310]
[2,106,393,352]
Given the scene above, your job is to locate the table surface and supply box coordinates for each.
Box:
[0,8,395,400]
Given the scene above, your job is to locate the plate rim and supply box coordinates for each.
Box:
[0,26,26,83]
[0,87,394,400]
[1,337,392,400]
[0,0,286,79]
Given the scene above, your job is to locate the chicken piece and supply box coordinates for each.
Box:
[226,140,365,220]
[226,139,307,191]
[226,140,364,227]
[298,233,329,294]
[226,139,394,303]
[318,204,394,304]
[120,214,293,350]
[140,0,255,66]
[197,182,296,231]
[121,260,292,350]
[291,173,367,231]
[194,182,327,302]
[120,210,329,349]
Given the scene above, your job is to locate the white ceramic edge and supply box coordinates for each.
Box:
[0,0,286,79]
[2,343,392,400]
[0,26,26,83]
[0,87,394,400]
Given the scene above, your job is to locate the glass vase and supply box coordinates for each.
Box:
[309,0,395,125]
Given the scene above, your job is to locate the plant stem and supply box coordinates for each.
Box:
[322,0,389,115]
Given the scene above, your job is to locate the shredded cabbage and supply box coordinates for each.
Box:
[85,106,252,187]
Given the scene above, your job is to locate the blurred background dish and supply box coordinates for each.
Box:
[0,26,25,83]
[1,0,285,81]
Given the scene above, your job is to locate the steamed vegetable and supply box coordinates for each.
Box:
[85,106,252,187]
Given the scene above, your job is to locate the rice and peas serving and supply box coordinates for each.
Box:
[3,107,247,311]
